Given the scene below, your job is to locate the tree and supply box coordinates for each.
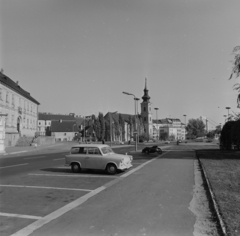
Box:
[128,115,133,139]
[229,46,240,108]
[186,119,205,138]
[230,119,240,149]
[98,112,105,141]
[160,132,168,140]
[220,121,236,150]
[92,117,101,141]
[119,114,125,141]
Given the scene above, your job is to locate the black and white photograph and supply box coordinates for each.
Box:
[0,0,240,235]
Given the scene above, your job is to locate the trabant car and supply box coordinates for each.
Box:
[65,144,133,175]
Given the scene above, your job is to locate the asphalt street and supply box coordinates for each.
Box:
[0,143,219,236]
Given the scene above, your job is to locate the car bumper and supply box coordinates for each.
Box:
[118,162,133,171]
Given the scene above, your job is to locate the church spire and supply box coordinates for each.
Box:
[142,77,150,102]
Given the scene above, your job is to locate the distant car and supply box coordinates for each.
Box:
[65,144,133,175]
[165,140,170,144]
[142,146,163,154]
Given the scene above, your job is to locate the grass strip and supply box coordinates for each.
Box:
[196,149,240,236]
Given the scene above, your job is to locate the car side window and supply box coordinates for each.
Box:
[79,147,87,154]
[88,147,101,155]
[71,147,80,154]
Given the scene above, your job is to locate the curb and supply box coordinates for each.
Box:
[197,156,228,236]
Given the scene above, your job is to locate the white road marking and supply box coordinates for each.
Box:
[24,156,45,160]
[29,173,118,178]
[0,212,42,220]
[53,158,65,161]
[0,185,92,192]
[0,163,28,169]
[10,151,170,236]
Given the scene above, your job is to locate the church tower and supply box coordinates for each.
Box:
[140,78,153,140]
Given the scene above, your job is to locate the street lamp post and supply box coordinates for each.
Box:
[123,92,138,151]
[226,107,231,121]
[134,98,140,144]
[154,108,159,142]
[183,115,187,125]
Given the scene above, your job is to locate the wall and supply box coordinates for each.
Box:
[34,136,55,145]
[53,132,75,141]
[4,133,19,147]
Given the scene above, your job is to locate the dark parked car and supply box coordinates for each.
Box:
[142,146,163,154]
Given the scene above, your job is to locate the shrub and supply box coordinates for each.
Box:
[220,121,236,150]
[231,119,240,149]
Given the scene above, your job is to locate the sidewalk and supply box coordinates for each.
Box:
[1,141,75,157]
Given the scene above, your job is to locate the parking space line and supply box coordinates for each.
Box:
[28,173,119,178]
[29,173,119,178]
[0,185,92,192]
[24,156,45,160]
[0,212,42,220]
[0,163,28,169]
[53,158,65,161]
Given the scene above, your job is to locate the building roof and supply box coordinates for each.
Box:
[39,113,76,121]
[0,72,40,105]
[51,120,78,132]
[104,112,135,123]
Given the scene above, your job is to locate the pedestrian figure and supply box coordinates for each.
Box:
[102,139,105,144]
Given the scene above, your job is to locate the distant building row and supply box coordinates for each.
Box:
[0,72,186,146]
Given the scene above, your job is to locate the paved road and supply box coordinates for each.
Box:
[0,143,219,236]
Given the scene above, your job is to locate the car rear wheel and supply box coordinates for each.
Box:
[71,163,81,173]
[106,164,117,175]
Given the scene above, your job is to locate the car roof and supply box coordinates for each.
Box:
[71,144,110,148]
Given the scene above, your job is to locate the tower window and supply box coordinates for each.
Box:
[144,117,146,121]
[144,107,146,112]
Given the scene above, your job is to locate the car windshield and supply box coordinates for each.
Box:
[101,147,114,154]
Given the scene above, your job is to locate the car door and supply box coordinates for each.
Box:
[85,147,102,170]
[67,147,87,168]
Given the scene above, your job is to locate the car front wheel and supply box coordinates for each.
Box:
[106,164,117,175]
[71,163,81,173]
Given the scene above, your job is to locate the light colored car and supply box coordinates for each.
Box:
[65,144,133,175]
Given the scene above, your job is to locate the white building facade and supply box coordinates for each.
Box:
[0,72,40,146]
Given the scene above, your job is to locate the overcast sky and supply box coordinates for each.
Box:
[1,0,240,129]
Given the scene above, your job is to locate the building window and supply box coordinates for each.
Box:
[144,117,146,121]
[12,115,14,126]
[12,94,15,106]
[6,92,9,103]
[144,107,146,112]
